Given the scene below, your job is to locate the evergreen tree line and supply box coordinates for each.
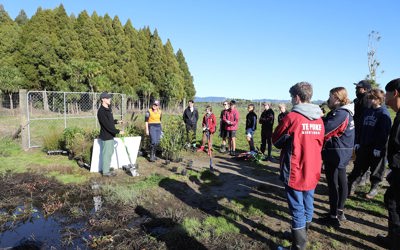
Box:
[0,4,195,110]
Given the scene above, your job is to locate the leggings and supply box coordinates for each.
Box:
[325,165,348,216]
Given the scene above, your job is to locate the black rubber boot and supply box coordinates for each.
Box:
[149,146,156,162]
[291,228,307,250]
[249,139,255,152]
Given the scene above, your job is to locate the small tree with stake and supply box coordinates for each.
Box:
[366,30,384,88]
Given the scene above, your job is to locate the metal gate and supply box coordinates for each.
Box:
[27,91,125,148]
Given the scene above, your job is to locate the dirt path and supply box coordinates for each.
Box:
[155,149,388,249]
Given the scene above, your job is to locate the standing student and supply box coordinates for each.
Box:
[378,78,400,249]
[272,82,324,250]
[321,87,355,227]
[219,101,230,153]
[97,92,124,177]
[353,80,373,186]
[245,104,257,153]
[223,100,240,156]
[183,100,199,149]
[278,103,289,124]
[348,88,392,198]
[145,100,162,162]
[197,105,217,153]
[259,102,274,159]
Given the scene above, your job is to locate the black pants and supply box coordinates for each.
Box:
[185,124,197,144]
[348,146,386,186]
[261,128,272,156]
[384,170,400,249]
[325,165,348,216]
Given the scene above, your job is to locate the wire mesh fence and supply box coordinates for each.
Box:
[26,91,125,148]
[0,92,21,138]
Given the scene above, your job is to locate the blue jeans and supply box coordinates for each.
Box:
[285,185,315,229]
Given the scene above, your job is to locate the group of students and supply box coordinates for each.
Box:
[181,98,290,159]
[272,79,400,250]
[97,78,400,250]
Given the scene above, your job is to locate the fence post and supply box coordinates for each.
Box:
[19,89,29,151]
[121,94,126,120]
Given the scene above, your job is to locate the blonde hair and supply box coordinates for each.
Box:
[329,87,351,106]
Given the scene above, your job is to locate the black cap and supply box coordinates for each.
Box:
[385,78,400,92]
[230,100,236,105]
[354,80,372,90]
[100,92,112,99]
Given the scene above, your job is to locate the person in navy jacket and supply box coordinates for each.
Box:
[321,87,355,227]
[245,104,257,152]
[348,88,392,199]
[273,82,324,250]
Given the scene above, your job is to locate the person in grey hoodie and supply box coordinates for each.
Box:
[273,82,324,250]
[321,87,355,227]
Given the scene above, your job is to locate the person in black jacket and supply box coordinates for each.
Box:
[348,88,392,199]
[377,78,400,249]
[353,80,372,186]
[259,102,274,160]
[245,104,257,153]
[183,100,199,149]
[97,92,124,177]
[278,103,289,124]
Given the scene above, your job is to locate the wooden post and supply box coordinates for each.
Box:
[19,89,29,151]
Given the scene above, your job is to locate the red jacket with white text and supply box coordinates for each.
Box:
[272,103,324,191]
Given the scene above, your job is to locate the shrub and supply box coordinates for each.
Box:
[61,127,85,152]
[42,128,63,151]
[159,116,186,161]
[60,127,99,163]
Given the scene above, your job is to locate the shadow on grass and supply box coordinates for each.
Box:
[135,205,207,250]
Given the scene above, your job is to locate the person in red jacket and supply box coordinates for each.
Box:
[197,105,217,154]
[223,100,240,156]
[272,82,324,250]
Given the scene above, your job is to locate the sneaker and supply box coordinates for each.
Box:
[366,186,379,199]
[337,210,347,221]
[103,171,116,177]
[197,146,205,152]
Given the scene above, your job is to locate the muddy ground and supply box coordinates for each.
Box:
[0,148,389,249]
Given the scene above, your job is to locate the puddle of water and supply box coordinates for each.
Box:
[149,226,169,236]
[0,207,62,248]
[0,206,88,249]
[93,196,103,212]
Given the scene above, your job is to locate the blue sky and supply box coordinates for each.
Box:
[2,0,400,101]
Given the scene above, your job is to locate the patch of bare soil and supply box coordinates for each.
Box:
[0,148,389,249]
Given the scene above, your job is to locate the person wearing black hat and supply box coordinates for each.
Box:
[349,80,373,190]
[97,92,124,177]
[377,78,400,249]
